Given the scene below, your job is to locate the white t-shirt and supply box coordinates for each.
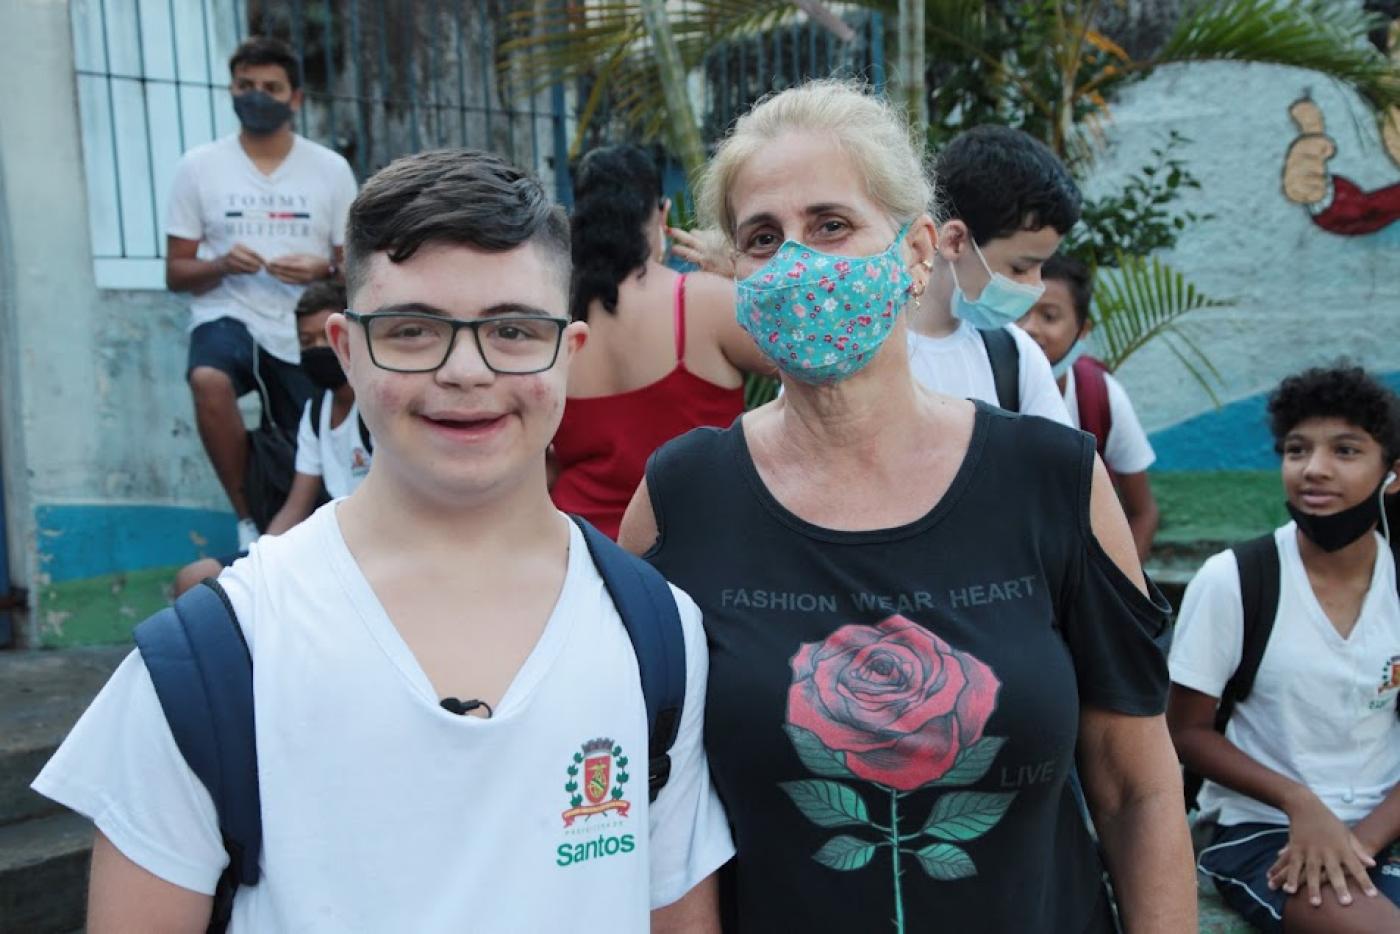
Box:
[293,393,372,499]
[1062,368,1156,475]
[1169,523,1400,826]
[33,507,733,931]
[166,134,357,363]
[906,322,1072,425]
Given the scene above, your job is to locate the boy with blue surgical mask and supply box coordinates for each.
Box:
[1019,254,1159,559]
[908,126,1077,425]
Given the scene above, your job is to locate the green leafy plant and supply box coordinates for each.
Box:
[1091,252,1232,403]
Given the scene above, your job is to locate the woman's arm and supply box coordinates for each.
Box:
[1078,708,1196,933]
[685,272,778,380]
[1081,456,1195,932]
[1114,471,1159,562]
[618,479,660,557]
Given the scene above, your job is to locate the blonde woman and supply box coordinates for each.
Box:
[620,81,1195,932]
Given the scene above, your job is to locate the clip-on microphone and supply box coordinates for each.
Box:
[440,696,493,718]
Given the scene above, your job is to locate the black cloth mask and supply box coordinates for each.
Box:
[1287,481,1386,552]
[301,346,347,390]
[233,91,293,136]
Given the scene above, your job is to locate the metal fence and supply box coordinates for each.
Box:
[702,9,886,144]
[69,0,885,290]
[71,0,567,289]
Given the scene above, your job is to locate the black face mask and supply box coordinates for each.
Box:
[1287,481,1386,553]
[233,90,293,135]
[301,346,347,390]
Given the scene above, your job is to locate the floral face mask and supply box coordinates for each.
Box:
[736,224,913,384]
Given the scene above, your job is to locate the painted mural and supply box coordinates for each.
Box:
[1281,20,1400,236]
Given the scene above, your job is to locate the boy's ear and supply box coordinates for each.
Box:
[563,320,589,358]
[935,219,971,262]
[1385,462,1399,494]
[1079,318,1095,339]
[326,312,353,370]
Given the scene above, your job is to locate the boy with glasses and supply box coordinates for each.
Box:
[34,150,731,931]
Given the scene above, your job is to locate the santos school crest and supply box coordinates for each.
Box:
[562,737,632,826]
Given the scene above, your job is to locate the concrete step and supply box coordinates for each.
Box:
[0,647,127,827]
[0,810,91,934]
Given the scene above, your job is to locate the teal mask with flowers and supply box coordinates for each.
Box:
[736,224,913,384]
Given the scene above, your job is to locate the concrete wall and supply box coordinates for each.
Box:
[0,0,234,647]
[1091,58,1400,469]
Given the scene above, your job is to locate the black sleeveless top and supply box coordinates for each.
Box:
[644,402,1170,934]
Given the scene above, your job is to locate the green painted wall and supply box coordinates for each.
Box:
[1152,471,1287,548]
[36,565,178,648]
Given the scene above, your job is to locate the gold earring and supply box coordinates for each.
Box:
[920,259,934,270]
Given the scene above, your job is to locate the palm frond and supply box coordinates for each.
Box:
[1092,252,1231,401]
[1152,0,1400,112]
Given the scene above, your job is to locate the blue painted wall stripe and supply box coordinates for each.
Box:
[35,504,238,583]
[1149,370,1400,472]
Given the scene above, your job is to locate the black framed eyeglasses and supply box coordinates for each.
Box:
[344,310,569,375]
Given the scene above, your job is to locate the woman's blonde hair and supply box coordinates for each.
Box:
[696,79,935,244]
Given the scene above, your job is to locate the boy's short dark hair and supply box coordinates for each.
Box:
[1268,364,1400,463]
[1041,253,1093,327]
[343,149,570,301]
[228,37,301,91]
[294,280,347,318]
[934,126,1082,244]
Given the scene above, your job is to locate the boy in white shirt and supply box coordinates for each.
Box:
[35,149,731,932]
[1018,253,1160,558]
[171,280,371,596]
[906,126,1075,424]
[1167,365,1400,934]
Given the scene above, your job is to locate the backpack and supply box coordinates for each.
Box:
[133,515,685,933]
[1182,531,1400,811]
[979,327,1021,412]
[243,347,298,532]
[243,420,296,533]
[1071,355,1113,462]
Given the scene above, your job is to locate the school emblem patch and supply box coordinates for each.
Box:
[562,738,631,826]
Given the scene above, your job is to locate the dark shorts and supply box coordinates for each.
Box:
[1198,821,1400,932]
[187,317,312,432]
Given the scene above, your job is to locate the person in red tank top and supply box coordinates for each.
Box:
[550,145,774,537]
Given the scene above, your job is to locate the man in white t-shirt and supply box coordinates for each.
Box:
[167,36,358,549]
[171,280,370,596]
[36,150,732,931]
[907,126,1073,425]
[1019,254,1160,559]
[1167,365,1400,934]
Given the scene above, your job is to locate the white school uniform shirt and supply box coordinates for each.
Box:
[1061,367,1156,475]
[166,134,357,363]
[293,393,372,498]
[33,507,733,932]
[1168,523,1400,827]
[906,321,1072,425]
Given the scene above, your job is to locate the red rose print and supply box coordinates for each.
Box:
[786,617,1000,791]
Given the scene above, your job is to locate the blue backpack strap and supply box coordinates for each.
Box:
[133,579,260,932]
[571,516,686,802]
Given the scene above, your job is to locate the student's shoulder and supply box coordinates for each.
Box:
[296,136,355,174]
[218,507,338,623]
[177,135,238,168]
[649,422,735,478]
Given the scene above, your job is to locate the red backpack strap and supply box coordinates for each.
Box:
[1072,355,1113,461]
[672,273,688,362]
